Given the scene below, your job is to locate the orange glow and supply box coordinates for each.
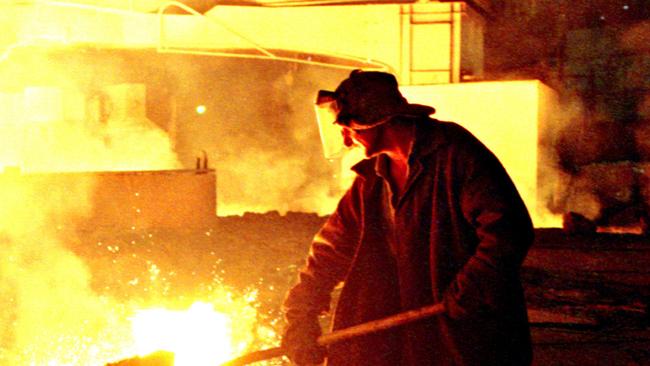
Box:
[0,7,573,366]
[0,138,266,365]
[0,84,180,173]
[130,296,265,366]
[0,173,129,365]
[215,149,341,216]
[0,77,264,365]
[597,226,644,235]
[131,302,233,365]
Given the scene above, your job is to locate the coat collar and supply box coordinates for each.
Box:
[350,118,447,179]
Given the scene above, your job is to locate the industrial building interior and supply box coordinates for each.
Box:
[0,0,648,365]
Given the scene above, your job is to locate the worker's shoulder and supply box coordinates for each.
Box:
[424,118,474,138]
[418,118,484,152]
[424,119,505,173]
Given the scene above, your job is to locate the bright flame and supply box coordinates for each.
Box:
[123,289,270,366]
[131,302,233,365]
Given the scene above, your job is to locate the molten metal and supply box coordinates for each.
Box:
[131,302,234,366]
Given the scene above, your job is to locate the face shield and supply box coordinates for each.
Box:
[314,90,345,159]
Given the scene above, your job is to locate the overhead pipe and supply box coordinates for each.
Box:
[19,1,391,71]
[157,1,276,58]
[156,0,392,71]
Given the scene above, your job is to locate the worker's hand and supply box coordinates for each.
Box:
[442,280,494,320]
[281,316,326,365]
[442,292,468,320]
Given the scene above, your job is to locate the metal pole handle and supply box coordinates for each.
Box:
[220,302,445,366]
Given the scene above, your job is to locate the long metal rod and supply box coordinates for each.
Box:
[41,1,142,16]
[220,302,445,366]
[157,1,276,58]
[33,0,390,72]
[157,47,391,71]
[156,1,392,71]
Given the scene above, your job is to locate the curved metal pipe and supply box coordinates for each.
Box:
[157,1,276,58]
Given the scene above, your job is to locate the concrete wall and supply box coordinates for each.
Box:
[0,169,217,230]
[84,169,216,229]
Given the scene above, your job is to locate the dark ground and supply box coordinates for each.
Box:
[69,212,650,366]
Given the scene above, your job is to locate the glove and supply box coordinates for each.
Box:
[442,278,496,320]
[442,290,469,320]
[281,315,327,365]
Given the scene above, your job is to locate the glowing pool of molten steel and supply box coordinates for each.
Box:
[131,302,233,365]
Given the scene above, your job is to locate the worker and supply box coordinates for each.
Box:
[281,70,534,365]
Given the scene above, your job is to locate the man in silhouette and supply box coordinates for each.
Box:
[282,70,534,365]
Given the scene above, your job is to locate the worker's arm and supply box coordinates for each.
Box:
[282,179,362,365]
[283,178,363,320]
[280,178,363,365]
[443,136,534,319]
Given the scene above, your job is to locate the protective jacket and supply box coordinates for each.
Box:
[283,119,534,365]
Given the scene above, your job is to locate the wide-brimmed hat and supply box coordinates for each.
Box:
[329,70,435,130]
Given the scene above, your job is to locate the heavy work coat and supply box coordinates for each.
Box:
[283,119,534,365]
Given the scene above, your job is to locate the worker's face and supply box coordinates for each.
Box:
[341,123,383,158]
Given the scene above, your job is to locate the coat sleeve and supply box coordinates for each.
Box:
[282,178,364,321]
[443,137,534,319]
